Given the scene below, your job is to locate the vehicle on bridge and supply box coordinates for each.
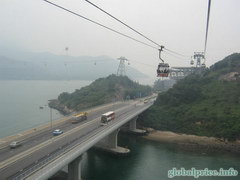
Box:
[53,129,63,136]
[9,141,22,149]
[101,111,115,123]
[71,112,88,124]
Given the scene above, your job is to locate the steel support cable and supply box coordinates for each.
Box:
[203,0,211,62]
[164,50,189,61]
[85,0,163,48]
[164,48,190,58]
[43,0,158,50]
[130,60,155,68]
[84,0,189,58]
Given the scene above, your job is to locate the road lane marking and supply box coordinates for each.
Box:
[0,118,99,170]
[0,102,137,170]
[26,104,151,179]
[0,101,126,149]
[22,104,152,179]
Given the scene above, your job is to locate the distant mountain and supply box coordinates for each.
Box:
[0,47,148,80]
[0,56,50,80]
[139,53,240,141]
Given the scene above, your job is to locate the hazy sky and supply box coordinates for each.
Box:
[0,0,239,78]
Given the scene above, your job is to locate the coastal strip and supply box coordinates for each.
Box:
[143,129,240,154]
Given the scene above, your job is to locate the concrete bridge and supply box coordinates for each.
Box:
[0,98,155,180]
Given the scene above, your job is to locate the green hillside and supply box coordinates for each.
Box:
[139,53,240,141]
[52,74,152,111]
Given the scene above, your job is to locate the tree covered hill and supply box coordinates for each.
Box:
[139,53,240,141]
[50,75,152,113]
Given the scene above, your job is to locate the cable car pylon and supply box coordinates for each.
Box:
[193,52,205,68]
[117,56,129,76]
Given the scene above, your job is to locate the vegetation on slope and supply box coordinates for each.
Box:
[56,74,152,111]
[153,79,176,92]
[139,53,240,141]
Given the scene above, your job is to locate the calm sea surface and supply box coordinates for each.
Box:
[80,134,240,180]
[0,80,91,138]
[0,80,239,180]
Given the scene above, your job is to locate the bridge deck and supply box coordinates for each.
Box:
[0,98,154,179]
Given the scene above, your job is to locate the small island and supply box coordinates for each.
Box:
[49,74,152,114]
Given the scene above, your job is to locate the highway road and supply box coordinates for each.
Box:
[0,101,129,162]
[0,99,153,179]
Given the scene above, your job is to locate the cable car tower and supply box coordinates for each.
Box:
[193,52,206,68]
[117,56,129,76]
[157,46,170,77]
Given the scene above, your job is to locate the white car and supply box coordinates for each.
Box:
[9,141,22,148]
[53,129,63,136]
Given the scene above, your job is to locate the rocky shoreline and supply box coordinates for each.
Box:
[143,128,240,154]
[48,99,73,115]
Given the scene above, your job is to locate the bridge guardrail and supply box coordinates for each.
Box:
[9,102,153,180]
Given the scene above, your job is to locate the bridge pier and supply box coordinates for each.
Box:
[125,116,147,135]
[68,155,82,180]
[95,128,130,155]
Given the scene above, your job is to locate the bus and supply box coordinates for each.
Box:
[101,111,115,123]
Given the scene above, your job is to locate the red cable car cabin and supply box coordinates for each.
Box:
[157,63,170,77]
[101,111,115,123]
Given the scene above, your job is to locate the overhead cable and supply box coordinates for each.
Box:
[130,59,155,68]
[43,0,158,50]
[164,50,189,61]
[204,0,211,57]
[164,48,190,58]
[84,0,163,48]
[84,0,190,58]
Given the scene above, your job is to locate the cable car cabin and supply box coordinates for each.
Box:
[157,63,169,77]
[201,63,206,68]
[101,111,115,123]
[190,60,194,65]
